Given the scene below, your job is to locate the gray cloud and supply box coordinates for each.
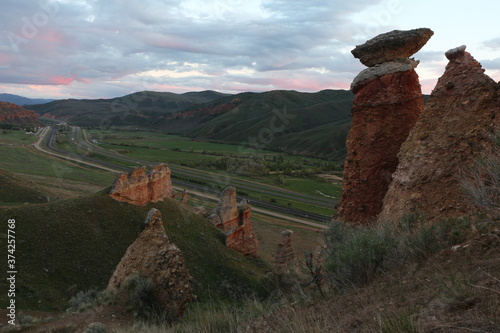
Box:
[0,0,453,98]
[482,37,500,50]
[480,58,500,70]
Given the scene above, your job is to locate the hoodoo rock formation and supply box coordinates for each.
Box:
[181,189,188,204]
[109,164,175,205]
[273,230,298,276]
[107,208,195,322]
[380,46,499,221]
[0,101,39,125]
[209,186,259,258]
[335,28,433,224]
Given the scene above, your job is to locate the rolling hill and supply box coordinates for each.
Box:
[154,89,354,160]
[29,89,354,160]
[29,90,230,127]
[0,184,269,310]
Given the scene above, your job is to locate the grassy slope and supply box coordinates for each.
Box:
[0,191,269,311]
[0,169,49,204]
[0,130,114,186]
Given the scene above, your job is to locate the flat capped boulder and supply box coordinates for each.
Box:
[352,28,434,67]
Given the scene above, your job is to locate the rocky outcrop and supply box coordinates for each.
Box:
[273,230,298,275]
[0,102,39,125]
[209,187,259,258]
[351,28,434,67]
[109,164,174,205]
[335,28,433,225]
[380,47,499,221]
[107,208,195,322]
[181,189,188,204]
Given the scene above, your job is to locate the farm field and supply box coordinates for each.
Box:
[83,128,342,216]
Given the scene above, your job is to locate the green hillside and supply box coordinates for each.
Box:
[29,90,230,127]
[29,89,353,160]
[156,89,354,160]
[0,169,49,205]
[0,190,269,311]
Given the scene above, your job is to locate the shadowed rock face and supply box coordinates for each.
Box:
[351,28,434,67]
[107,209,195,323]
[380,48,500,221]
[0,101,39,125]
[335,28,432,225]
[209,187,259,258]
[109,164,174,205]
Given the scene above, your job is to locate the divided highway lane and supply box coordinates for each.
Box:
[44,126,332,223]
[72,127,336,208]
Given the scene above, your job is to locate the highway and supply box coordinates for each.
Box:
[71,127,335,208]
[38,125,333,225]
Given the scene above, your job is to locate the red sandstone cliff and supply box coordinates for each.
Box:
[107,208,195,322]
[380,47,499,221]
[335,28,433,224]
[109,164,175,205]
[209,187,259,258]
[0,101,39,125]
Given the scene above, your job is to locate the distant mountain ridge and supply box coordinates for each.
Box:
[154,89,354,160]
[29,89,354,160]
[0,93,55,106]
[29,90,230,126]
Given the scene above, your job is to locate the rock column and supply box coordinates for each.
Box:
[335,28,433,224]
[273,230,298,275]
[209,187,259,258]
[380,46,500,221]
[107,209,195,323]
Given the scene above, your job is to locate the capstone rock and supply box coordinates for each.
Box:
[351,28,434,67]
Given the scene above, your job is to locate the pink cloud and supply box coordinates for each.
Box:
[269,76,350,92]
[0,53,12,65]
[76,77,91,84]
[49,75,74,85]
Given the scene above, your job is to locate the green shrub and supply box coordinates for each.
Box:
[324,215,475,290]
[324,221,395,288]
[84,322,108,333]
[124,273,161,321]
[18,313,35,326]
[68,288,100,312]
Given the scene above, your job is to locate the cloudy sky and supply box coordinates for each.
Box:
[0,0,499,99]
